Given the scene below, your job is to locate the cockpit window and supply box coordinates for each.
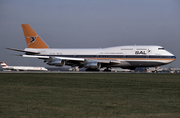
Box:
[158,48,165,50]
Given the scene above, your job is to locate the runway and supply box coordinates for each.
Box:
[0,70,117,73]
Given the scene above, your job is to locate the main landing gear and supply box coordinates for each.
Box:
[85,68,100,71]
[103,67,111,72]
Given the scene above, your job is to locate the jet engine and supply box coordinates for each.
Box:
[47,59,65,66]
[84,62,101,69]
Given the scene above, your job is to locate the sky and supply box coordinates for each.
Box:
[0,0,180,67]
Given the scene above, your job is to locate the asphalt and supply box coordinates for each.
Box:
[0,70,117,73]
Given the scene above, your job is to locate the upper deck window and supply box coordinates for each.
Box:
[121,49,133,50]
[158,48,165,50]
[137,49,146,50]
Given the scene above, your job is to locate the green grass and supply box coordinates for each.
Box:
[0,73,180,118]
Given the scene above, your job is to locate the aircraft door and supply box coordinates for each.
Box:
[146,55,149,60]
[146,49,150,60]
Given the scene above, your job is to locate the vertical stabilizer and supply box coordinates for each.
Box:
[0,62,8,68]
[21,24,49,48]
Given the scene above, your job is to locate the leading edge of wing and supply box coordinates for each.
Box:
[22,55,85,61]
[23,55,121,64]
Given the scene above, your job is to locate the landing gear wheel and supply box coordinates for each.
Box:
[103,67,111,72]
[85,68,99,71]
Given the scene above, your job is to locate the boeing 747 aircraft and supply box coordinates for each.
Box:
[1,62,48,71]
[7,24,176,71]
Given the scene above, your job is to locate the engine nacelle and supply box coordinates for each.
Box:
[47,59,65,66]
[84,62,101,69]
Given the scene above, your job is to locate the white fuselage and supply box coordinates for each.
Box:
[24,45,176,68]
[3,66,48,71]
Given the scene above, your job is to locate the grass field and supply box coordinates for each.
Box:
[0,73,180,118]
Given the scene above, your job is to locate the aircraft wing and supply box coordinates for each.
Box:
[23,55,85,61]
[22,55,121,64]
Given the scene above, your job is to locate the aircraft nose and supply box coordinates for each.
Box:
[171,55,176,62]
[168,51,176,61]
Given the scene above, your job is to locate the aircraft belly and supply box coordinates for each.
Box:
[101,61,131,67]
[101,60,169,68]
[127,61,167,67]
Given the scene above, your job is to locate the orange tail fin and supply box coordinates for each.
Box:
[21,24,49,48]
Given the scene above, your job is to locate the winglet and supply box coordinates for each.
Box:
[0,62,8,68]
[21,24,49,48]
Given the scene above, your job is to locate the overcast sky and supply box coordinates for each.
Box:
[0,0,180,67]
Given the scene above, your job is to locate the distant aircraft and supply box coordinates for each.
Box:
[0,62,48,71]
[7,24,176,71]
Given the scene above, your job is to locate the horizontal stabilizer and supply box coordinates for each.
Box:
[6,48,40,55]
